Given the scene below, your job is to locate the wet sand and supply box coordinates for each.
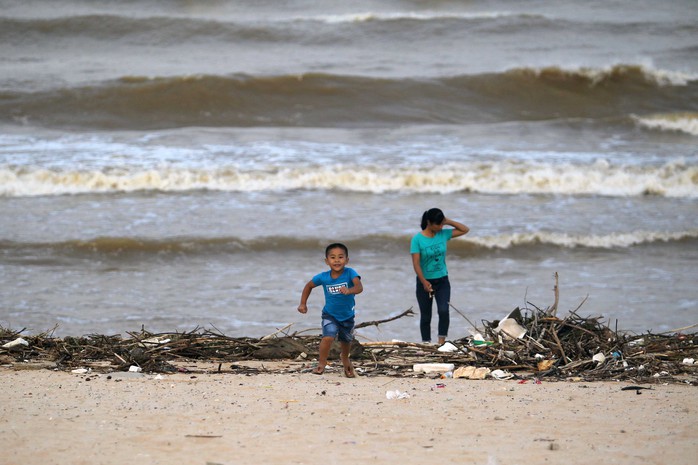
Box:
[1,363,696,465]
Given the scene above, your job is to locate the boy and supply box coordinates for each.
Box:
[298,243,363,377]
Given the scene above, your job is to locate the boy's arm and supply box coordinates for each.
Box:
[349,276,364,294]
[342,276,363,295]
[298,280,317,314]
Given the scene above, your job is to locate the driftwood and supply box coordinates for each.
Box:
[355,308,415,329]
[1,278,696,385]
[549,271,560,317]
[2,317,695,384]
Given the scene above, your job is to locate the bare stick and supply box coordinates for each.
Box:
[361,341,433,348]
[449,302,481,335]
[261,323,295,340]
[549,272,559,317]
[355,308,415,329]
[113,352,128,365]
[550,325,568,364]
[571,295,589,313]
[657,323,698,335]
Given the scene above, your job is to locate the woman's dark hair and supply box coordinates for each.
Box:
[325,242,349,257]
[421,208,445,230]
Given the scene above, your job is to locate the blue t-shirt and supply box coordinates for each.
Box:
[410,229,453,279]
[312,267,360,322]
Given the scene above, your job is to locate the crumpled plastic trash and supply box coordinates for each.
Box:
[592,353,606,363]
[2,337,29,349]
[494,308,527,340]
[386,389,410,399]
[453,366,490,379]
[437,342,459,353]
[683,358,695,365]
[413,363,455,374]
[536,359,555,371]
[141,336,171,346]
[128,365,143,373]
[518,378,542,384]
[471,333,494,346]
[496,318,527,339]
[490,369,514,380]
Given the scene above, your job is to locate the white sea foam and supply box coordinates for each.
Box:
[525,64,698,87]
[634,113,698,136]
[307,11,524,24]
[1,160,696,198]
[470,230,698,250]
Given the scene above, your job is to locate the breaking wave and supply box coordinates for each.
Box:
[2,65,696,129]
[633,112,698,136]
[2,230,696,260]
[1,159,696,198]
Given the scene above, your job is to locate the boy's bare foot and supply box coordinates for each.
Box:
[312,366,325,375]
[343,364,356,378]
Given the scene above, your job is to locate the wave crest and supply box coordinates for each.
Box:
[463,230,698,251]
[634,112,698,136]
[1,160,696,198]
[2,65,695,129]
[2,230,695,259]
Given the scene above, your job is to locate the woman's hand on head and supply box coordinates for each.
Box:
[445,218,470,237]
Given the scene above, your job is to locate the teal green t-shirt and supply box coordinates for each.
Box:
[410,229,453,279]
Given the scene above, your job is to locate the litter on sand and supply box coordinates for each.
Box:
[386,389,410,399]
[413,363,455,374]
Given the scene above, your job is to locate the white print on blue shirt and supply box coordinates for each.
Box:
[327,282,348,294]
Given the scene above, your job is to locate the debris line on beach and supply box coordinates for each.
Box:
[1,278,696,384]
[2,315,695,384]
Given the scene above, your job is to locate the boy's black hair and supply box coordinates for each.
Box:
[325,242,349,257]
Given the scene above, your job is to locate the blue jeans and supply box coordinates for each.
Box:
[416,275,451,342]
[321,312,355,342]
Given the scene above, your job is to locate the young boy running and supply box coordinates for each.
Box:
[297,243,363,377]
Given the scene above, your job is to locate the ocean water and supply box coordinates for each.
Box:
[1,0,697,341]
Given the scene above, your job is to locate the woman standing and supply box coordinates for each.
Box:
[410,208,470,344]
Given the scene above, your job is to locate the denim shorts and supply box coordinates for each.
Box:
[321,312,355,342]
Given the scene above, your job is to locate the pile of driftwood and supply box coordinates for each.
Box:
[1,276,696,384]
[1,310,695,384]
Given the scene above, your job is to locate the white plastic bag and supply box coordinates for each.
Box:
[386,389,411,399]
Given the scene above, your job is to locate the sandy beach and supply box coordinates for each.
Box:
[1,361,695,465]
[2,3,696,463]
